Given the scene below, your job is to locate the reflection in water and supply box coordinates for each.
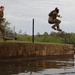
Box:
[0,56,75,75]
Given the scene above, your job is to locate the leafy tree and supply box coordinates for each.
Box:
[43,32,48,36]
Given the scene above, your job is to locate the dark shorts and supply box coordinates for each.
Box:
[48,17,61,24]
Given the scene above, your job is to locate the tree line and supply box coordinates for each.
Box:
[0,21,75,44]
[17,31,75,44]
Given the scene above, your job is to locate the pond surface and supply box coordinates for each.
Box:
[0,55,75,75]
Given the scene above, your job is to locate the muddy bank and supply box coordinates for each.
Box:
[0,42,74,58]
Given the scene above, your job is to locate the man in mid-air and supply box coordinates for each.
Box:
[48,7,62,31]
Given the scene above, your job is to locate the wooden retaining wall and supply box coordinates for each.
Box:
[0,42,74,58]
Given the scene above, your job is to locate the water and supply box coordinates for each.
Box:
[0,55,75,75]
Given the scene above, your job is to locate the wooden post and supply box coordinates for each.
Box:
[32,19,34,43]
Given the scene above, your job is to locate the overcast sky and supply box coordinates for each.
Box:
[0,0,75,35]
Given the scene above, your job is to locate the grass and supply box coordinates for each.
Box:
[0,39,72,46]
[0,40,32,43]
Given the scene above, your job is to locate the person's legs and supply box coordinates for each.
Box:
[51,25,57,30]
[54,19,62,31]
[48,21,57,30]
[48,17,56,30]
[48,17,62,31]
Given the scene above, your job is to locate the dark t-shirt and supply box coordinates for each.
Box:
[49,10,58,19]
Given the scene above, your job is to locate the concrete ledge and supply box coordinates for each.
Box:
[0,42,74,59]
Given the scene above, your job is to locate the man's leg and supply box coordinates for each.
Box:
[48,21,57,30]
[54,19,62,31]
[51,25,56,30]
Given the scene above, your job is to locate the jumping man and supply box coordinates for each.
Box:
[48,7,62,31]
